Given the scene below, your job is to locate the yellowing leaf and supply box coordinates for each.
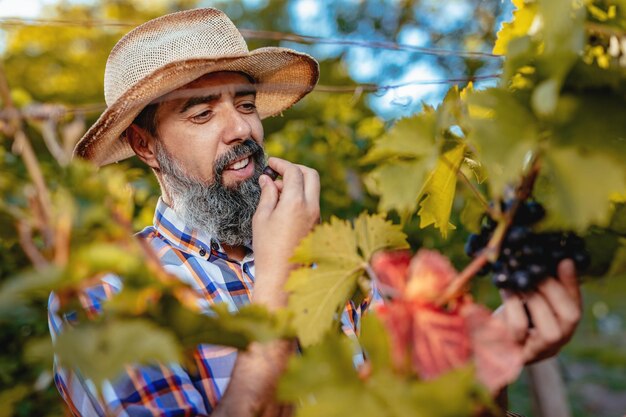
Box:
[417,145,466,238]
[287,215,408,346]
[537,148,626,231]
[286,266,363,346]
[290,217,361,267]
[354,212,409,260]
[493,1,537,55]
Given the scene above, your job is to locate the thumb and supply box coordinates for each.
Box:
[256,175,278,218]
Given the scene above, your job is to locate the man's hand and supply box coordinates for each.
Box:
[496,259,582,363]
[252,157,320,308]
[213,158,319,417]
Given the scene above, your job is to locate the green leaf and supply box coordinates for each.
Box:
[460,195,487,235]
[466,88,539,197]
[195,303,295,349]
[54,319,181,385]
[359,314,392,371]
[360,114,436,165]
[551,92,626,163]
[354,212,409,260]
[287,215,408,346]
[417,144,466,238]
[532,78,560,117]
[279,331,490,417]
[0,266,64,316]
[366,160,430,216]
[537,148,626,231]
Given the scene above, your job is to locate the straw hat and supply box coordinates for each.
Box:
[74,8,319,166]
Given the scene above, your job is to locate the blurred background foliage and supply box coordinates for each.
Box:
[0,0,624,416]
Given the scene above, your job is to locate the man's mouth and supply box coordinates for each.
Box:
[225,156,251,171]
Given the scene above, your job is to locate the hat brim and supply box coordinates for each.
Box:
[74,47,319,166]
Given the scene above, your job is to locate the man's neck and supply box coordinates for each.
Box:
[222,244,247,262]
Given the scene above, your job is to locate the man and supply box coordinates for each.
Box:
[49,7,582,417]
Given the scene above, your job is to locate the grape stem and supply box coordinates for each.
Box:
[435,153,542,305]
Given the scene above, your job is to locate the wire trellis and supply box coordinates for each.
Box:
[0,17,503,59]
[0,16,502,122]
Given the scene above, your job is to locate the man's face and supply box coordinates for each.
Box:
[154,71,265,187]
[148,72,267,246]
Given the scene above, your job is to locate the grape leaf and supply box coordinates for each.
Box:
[537,147,626,231]
[279,331,488,417]
[286,266,363,346]
[366,160,430,216]
[359,314,392,371]
[354,212,409,260]
[460,195,486,234]
[493,0,536,55]
[411,306,471,379]
[178,302,295,350]
[466,88,539,197]
[54,319,181,385]
[360,113,436,165]
[287,215,408,346]
[417,144,466,238]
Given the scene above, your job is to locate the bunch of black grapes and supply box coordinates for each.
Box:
[465,200,590,291]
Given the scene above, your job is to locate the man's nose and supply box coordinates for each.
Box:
[221,106,252,145]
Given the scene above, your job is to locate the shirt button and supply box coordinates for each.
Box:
[211,240,220,251]
[199,248,206,257]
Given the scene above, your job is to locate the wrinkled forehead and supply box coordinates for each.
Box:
[155,71,256,107]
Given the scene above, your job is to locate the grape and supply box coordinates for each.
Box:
[465,199,590,292]
[262,165,279,180]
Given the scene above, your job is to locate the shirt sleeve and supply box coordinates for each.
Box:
[48,274,219,417]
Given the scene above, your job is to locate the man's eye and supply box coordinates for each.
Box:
[190,110,212,122]
[240,102,257,112]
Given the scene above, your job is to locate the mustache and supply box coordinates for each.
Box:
[213,139,264,181]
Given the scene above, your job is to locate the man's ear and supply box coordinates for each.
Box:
[127,124,160,170]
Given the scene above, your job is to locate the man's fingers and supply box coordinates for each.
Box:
[557,259,581,306]
[255,175,279,218]
[295,164,320,205]
[499,290,530,343]
[536,277,581,335]
[525,292,563,347]
[267,157,304,200]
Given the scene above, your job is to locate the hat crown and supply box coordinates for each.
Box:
[104,8,249,106]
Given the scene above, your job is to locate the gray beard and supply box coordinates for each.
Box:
[155,139,265,247]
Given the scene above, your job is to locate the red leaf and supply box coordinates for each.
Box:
[376,303,413,372]
[406,249,457,302]
[411,303,471,379]
[371,250,412,294]
[463,304,524,393]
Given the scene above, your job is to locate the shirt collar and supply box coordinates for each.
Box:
[153,197,220,256]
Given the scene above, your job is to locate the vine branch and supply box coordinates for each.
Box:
[436,153,542,305]
[0,65,55,246]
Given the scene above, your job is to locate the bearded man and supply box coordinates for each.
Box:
[49,7,583,417]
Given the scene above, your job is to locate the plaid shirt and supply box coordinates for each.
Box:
[49,198,373,417]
